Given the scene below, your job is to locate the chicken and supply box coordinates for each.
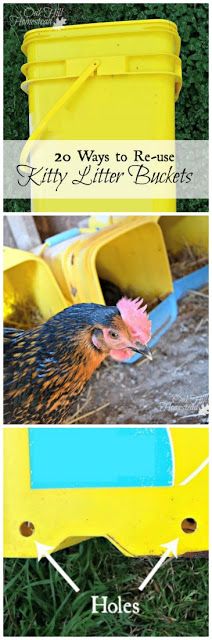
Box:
[4,297,152,424]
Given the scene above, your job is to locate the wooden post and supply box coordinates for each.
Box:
[5,216,41,250]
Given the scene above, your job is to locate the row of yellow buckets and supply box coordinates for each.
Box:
[4,216,208,331]
[20,19,182,212]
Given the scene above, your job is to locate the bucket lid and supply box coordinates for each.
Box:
[22,19,180,55]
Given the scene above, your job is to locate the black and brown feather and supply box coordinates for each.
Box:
[4,303,121,424]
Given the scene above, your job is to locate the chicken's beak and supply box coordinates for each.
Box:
[129,343,153,361]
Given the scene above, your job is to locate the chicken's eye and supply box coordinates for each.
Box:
[109,330,119,339]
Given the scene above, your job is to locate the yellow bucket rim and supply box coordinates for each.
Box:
[22,19,180,54]
[3,246,70,310]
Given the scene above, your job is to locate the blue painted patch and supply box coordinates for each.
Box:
[28,428,173,489]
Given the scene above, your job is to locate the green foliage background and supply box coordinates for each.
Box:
[4,3,208,211]
[4,539,208,637]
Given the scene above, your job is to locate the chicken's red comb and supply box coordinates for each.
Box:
[116,297,151,344]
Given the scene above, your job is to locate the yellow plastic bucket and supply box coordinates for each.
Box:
[89,215,209,257]
[43,217,173,306]
[21,19,182,213]
[159,215,209,256]
[3,247,68,328]
[88,214,142,230]
[4,427,208,558]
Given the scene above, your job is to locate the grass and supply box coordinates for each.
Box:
[3,2,208,212]
[4,538,208,637]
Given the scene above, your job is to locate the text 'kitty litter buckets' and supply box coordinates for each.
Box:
[20,19,182,213]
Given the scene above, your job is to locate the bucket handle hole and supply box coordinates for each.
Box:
[181,517,197,534]
[19,521,35,537]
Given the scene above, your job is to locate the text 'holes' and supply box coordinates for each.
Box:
[20,521,35,537]
[181,517,197,534]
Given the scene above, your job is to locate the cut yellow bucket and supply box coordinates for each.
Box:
[21,19,182,213]
[4,427,208,558]
[42,217,173,306]
[88,215,209,256]
[3,247,68,328]
[159,215,209,256]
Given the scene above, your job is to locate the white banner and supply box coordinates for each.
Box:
[4,140,209,199]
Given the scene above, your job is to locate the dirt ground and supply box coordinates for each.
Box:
[68,287,208,425]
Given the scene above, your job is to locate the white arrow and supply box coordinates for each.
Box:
[35,541,80,593]
[138,538,179,592]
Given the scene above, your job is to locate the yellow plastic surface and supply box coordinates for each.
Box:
[3,247,68,326]
[88,215,209,256]
[4,428,208,558]
[159,215,209,255]
[21,19,182,213]
[88,215,150,229]
[43,217,173,304]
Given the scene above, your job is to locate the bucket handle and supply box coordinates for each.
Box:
[20,60,100,165]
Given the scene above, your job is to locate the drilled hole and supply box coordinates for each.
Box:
[20,521,35,537]
[181,517,197,534]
